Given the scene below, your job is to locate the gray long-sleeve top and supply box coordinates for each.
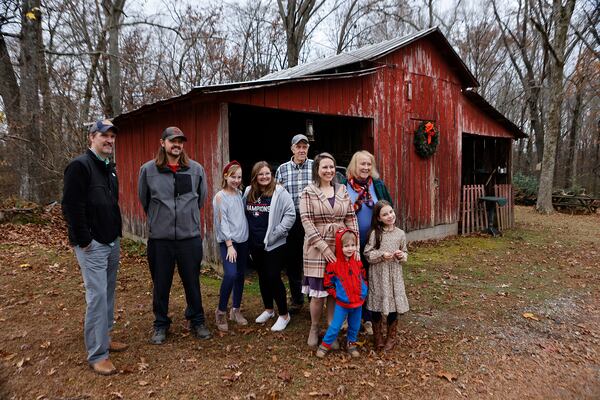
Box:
[212,189,249,244]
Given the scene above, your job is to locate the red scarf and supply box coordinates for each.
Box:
[349,177,374,212]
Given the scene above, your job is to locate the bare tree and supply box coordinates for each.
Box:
[535,0,577,213]
[276,0,329,67]
[104,0,125,117]
[492,0,549,165]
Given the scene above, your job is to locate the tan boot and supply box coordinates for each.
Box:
[90,358,117,376]
[384,319,398,352]
[373,319,385,350]
[229,308,248,325]
[215,309,229,332]
[307,324,319,347]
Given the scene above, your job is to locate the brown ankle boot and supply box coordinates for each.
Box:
[384,320,398,351]
[373,319,385,350]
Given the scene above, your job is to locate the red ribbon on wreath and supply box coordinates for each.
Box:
[425,122,436,144]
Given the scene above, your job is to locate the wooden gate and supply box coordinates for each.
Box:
[460,185,487,235]
[494,184,514,230]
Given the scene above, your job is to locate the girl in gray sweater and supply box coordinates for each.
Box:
[213,161,249,332]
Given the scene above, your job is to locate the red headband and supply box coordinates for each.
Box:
[223,160,241,175]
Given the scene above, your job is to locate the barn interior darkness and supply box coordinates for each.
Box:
[228,104,373,184]
[461,134,511,194]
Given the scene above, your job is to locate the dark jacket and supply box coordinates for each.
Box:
[324,228,368,309]
[138,159,207,240]
[62,149,122,247]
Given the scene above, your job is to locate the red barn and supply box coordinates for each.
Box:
[114,27,525,260]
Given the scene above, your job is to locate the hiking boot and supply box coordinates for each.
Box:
[229,308,248,325]
[150,327,168,345]
[191,324,212,340]
[384,320,398,352]
[347,342,360,358]
[215,309,228,332]
[315,343,329,358]
[90,358,117,376]
[307,324,319,347]
[330,338,340,350]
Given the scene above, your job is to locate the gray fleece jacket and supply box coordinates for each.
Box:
[138,159,208,240]
[243,185,296,251]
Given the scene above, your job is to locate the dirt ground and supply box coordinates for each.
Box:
[0,206,599,399]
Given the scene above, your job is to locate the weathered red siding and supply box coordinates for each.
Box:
[114,35,519,258]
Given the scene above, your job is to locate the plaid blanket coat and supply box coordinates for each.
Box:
[299,183,358,278]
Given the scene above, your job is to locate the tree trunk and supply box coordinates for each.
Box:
[277,0,327,68]
[536,0,577,213]
[103,0,125,117]
[0,33,22,133]
[19,0,45,203]
[565,87,583,188]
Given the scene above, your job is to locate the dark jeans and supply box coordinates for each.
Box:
[250,244,288,315]
[286,215,305,305]
[218,241,248,311]
[372,311,397,325]
[147,237,206,329]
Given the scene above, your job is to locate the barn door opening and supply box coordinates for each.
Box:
[227,104,374,184]
[461,133,511,194]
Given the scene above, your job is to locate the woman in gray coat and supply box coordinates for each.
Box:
[244,161,296,331]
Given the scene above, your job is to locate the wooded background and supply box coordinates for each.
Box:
[0,0,598,213]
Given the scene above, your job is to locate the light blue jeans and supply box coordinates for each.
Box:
[322,304,362,346]
[74,239,120,364]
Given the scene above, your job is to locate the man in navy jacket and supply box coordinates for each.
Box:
[62,119,126,376]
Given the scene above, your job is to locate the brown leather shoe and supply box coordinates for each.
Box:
[90,358,117,376]
[109,340,128,352]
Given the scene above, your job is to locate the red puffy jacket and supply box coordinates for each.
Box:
[324,228,368,308]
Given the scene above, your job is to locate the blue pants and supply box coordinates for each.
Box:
[218,241,248,311]
[74,239,120,364]
[322,304,362,346]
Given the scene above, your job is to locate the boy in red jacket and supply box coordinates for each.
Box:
[316,228,368,358]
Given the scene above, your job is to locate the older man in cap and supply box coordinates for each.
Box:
[62,119,127,375]
[275,134,313,313]
[138,126,211,344]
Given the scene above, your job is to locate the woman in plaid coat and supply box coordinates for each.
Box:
[299,152,358,347]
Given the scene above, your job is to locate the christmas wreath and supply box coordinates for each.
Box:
[414,121,439,158]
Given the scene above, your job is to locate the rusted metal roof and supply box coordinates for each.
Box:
[259,27,478,87]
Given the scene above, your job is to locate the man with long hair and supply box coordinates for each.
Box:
[62,119,127,375]
[138,127,210,344]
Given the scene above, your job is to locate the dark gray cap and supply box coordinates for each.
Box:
[291,134,309,145]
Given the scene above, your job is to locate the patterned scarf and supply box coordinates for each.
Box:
[349,177,374,212]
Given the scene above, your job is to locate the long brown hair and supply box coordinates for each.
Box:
[312,152,336,186]
[368,200,394,249]
[154,146,190,169]
[247,161,276,203]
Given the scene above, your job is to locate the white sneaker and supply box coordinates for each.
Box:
[270,315,291,332]
[255,310,275,324]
